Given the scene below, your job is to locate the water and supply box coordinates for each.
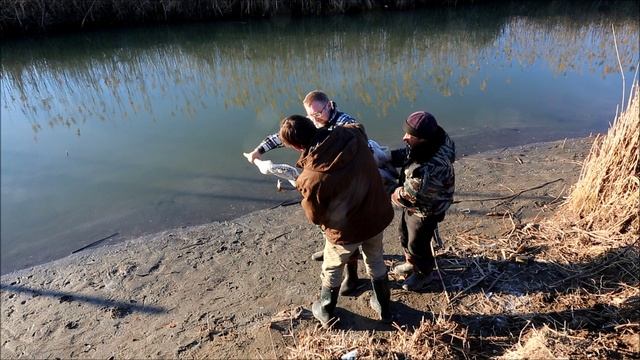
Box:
[1,2,638,274]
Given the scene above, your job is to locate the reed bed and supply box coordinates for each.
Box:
[564,88,639,239]
[286,86,639,358]
[287,315,466,359]
[0,0,474,37]
[500,80,640,359]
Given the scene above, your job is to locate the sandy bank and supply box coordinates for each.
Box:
[1,137,595,359]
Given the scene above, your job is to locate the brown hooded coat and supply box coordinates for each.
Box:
[295,124,394,245]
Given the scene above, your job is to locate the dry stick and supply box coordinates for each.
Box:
[485,271,505,293]
[268,325,277,360]
[614,323,639,330]
[518,320,533,346]
[267,231,291,242]
[81,0,97,27]
[493,178,565,209]
[179,239,205,250]
[448,272,492,303]
[550,238,639,286]
[71,232,119,253]
[627,65,639,110]
[612,24,626,113]
[431,241,451,304]
[269,198,301,209]
[452,178,564,204]
[545,326,588,340]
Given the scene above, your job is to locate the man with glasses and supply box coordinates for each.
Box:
[244,90,356,164]
[243,90,363,296]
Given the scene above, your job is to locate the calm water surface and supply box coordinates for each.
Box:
[1,2,638,274]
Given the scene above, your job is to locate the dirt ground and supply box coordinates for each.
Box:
[4,137,629,359]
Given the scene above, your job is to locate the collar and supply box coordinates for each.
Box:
[326,101,338,127]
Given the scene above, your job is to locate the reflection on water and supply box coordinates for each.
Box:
[1,2,638,274]
[3,5,638,138]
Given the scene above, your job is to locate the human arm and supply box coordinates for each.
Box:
[333,110,358,126]
[391,186,415,209]
[243,132,284,163]
[390,147,408,168]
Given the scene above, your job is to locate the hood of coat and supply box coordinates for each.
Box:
[296,124,366,173]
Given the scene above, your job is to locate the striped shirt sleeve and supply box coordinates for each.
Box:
[255,132,283,154]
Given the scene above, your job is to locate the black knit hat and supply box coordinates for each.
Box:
[403,111,438,139]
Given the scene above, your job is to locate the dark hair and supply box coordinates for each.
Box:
[279,115,318,149]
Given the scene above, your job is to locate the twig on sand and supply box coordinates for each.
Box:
[432,241,451,303]
[550,238,639,287]
[267,231,291,242]
[453,178,564,205]
[485,271,505,293]
[268,325,277,359]
[269,199,301,209]
[493,178,564,208]
[71,232,119,253]
[449,272,492,304]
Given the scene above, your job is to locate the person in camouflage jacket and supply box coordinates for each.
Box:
[389,111,455,291]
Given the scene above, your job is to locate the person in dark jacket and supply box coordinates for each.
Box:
[243,90,363,295]
[390,111,455,291]
[279,115,394,326]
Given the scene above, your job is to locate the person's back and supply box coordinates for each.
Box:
[296,123,393,243]
[279,115,394,325]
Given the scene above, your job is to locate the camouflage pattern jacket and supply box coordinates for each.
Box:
[391,132,456,218]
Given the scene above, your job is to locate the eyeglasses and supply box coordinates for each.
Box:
[309,102,329,118]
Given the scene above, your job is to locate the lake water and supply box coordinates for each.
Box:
[1,2,638,274]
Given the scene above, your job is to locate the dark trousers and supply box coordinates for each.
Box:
[399,209,443,276]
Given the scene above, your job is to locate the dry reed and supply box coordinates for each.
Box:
[500,80,640,359]
[287,315,466,359]
[527,84,639,264]
[0,0,471,37]
[286,85,639,359]
[565,88,639,237]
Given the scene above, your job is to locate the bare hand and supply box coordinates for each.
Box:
[391,187,405,208]
[391,187,416,211]
[243,149,261,164]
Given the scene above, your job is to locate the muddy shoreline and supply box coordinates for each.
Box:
[0,127,595,276]
[1,137,596,358]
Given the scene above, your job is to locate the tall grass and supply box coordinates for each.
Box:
[284,81,640,360]
[0,0,473,37]
[565,86,639,236]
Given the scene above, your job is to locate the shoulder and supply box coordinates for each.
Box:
[339,124,368,143]
[434,135,456,165]
[335,111,357,125]
[440,133,456,161]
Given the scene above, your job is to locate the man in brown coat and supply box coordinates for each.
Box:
[279,115,394,325]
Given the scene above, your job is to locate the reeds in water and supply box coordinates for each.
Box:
[0,0,469,37]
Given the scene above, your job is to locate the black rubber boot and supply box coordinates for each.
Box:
[312,287,340,327]
[339,261,359,296]
[369,278,392,323]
